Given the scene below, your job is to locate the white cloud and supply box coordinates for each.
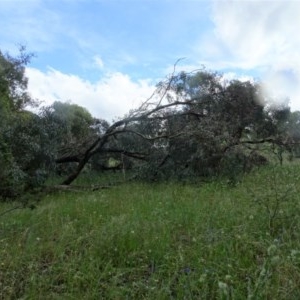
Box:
[25,67,155,121]
[93,55,104,69]
[262,68,300,106]
[210,0,300,110]
[222,72,254,84]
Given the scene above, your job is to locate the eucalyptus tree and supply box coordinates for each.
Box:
[0,48,50,199]
[55,69,280,184]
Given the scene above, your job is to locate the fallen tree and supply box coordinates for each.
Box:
[54,66,294,185]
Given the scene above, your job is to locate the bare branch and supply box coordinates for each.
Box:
[94,148,147,160]
[113,129,184,141]
[58,64,208,185]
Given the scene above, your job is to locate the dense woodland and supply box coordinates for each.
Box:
[1,48,300,201]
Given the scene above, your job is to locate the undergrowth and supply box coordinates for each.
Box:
[1,164,300,299]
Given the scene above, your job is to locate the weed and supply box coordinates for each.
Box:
[1,165,300,298]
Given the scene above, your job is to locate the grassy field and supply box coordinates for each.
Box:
[1,164,300,299]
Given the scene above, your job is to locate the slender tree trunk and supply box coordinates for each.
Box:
[61,134,111,185]
[61,137,102,185]
[61,156,90,185]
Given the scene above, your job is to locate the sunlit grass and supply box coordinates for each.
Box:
[1,164,300,298]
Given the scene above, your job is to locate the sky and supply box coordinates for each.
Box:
[1,0,300,121]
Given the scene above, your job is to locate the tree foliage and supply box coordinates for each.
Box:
[54,68,293,185]
[0,49,51,199]
[0,48,297,200]
[41,101,98,174]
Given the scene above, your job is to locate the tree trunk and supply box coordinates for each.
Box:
[61,155,90,185]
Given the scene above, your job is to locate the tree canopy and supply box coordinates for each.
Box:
[0,49,298,200]
[53,68,294,185]
[0,48,48,198]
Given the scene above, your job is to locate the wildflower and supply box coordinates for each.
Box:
[199,273,207,283]
[183,267,192,274]
[218,281,229,296]
[289,250,300,262]
[259,267,266,277]
[271,255,280,265]
[291,249,300,257]
[267,244,277,256]
[218,281,228,290]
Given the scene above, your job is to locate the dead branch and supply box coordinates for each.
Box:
[44,185,111,192]
[0,205,23,217]
[59,62,206,185]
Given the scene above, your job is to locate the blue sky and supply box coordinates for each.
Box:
[1,0,300,120]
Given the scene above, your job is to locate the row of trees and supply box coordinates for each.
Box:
[1,49,300,200]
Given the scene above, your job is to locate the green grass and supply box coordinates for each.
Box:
[1,165,300,299]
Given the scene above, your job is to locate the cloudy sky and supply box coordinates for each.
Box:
[1,0,299,121]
